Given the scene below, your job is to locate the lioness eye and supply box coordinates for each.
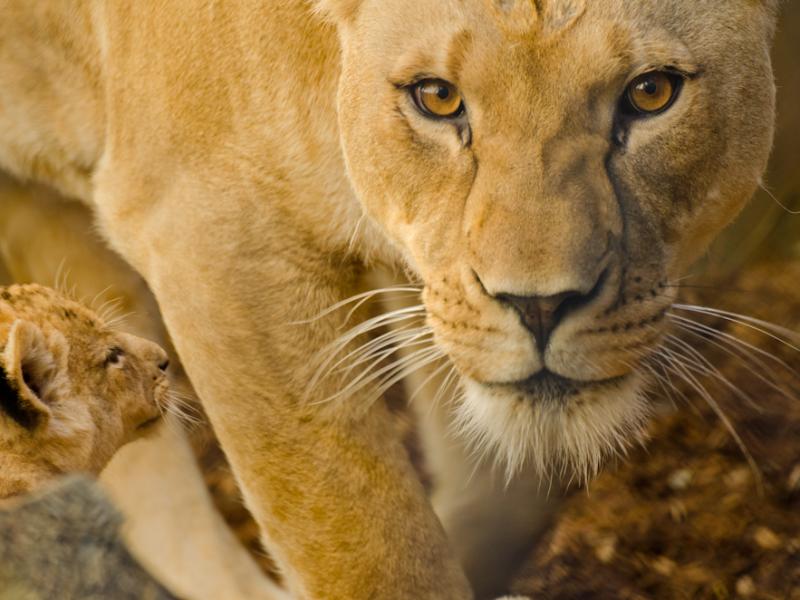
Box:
[104,346,124,366]
[624,71,681,115]
[411,79,464,118]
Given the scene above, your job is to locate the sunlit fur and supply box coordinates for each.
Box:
[0,0,780,597]
[455,376,651,483]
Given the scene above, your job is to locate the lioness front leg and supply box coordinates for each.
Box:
[95,190,471,599]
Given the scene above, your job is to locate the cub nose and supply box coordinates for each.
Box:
[151,345,170,372]
[499,291,581,350]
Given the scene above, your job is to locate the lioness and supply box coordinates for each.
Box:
[0,1,778,598]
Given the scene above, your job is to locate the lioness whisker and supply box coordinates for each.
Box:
[290,286,422,326]
[308,326,430,392]
[331,327,433,377]
[315,345,442,405]
[306,304,427,394]
[668,313,794,375]
[371,350,446,402]
[655,346,764,495]
[625,356,679,409]
[634,345,705,417]
[407,358,453,406]
[323,304,427,352]
[672,304,800,351]
[429,364,461,416]
[662,333,765,412]
[668,316,796,401]
[334,335,436,388]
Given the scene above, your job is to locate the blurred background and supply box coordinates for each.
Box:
[703,0,799,275]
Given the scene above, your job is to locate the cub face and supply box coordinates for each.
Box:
[327,0,777,475]
[0,285,170,484]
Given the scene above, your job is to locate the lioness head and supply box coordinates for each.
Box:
[321,0,777,476]
[0,285,170,490]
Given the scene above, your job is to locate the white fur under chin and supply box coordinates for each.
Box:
[453,374,652,485]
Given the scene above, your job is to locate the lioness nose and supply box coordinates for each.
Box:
[498,268,605,350]
[499,291,579,350]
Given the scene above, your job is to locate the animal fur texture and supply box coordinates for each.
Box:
[0,1,779,597]
[0,476,175,600]
[0,283,170,498]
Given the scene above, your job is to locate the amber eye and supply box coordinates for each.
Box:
[625,71,680,115]
[411,79,464,118]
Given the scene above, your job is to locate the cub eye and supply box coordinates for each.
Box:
[623,71,682,116]
[104,346,124,367]
[411,79,464,119]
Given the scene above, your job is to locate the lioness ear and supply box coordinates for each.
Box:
[312,0,362,24]
[0,320,62,430]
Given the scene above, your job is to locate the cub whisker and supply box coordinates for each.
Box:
[88,285,115,312]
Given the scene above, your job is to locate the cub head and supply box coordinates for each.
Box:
[0,285,170,482]
[321,0,778,476]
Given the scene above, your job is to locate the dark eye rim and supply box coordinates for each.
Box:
[620,70,686,118]
[104,346,125,367]
[408,78,466,121]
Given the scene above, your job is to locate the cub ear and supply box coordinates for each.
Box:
[0,320,62,430]
[311,0,362,24]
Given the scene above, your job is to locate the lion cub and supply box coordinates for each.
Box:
[0,283,170,498]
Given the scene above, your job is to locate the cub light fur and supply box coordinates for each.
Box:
[0,284,170,498]
[0,0,778,597]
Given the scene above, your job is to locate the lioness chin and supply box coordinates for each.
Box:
[0,0,778,598]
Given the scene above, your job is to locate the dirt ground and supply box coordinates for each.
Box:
[510,263,800,599]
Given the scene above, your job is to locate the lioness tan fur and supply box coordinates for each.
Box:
[0,1,779,598]
[0,177,292,600]
[0,284,169,498]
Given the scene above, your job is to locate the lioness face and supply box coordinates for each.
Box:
[332,0,776,475]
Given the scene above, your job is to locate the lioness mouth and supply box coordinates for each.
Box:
[496,370,628,401]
